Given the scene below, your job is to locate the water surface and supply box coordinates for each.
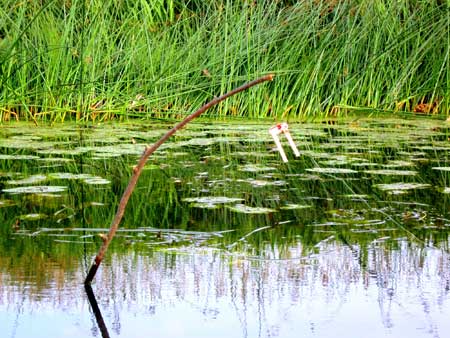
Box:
[0,118,449,337]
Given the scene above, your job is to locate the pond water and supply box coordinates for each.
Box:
[0,117,449,338]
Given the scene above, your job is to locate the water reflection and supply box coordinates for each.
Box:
[2,240,449,337]
[0,119,449,337]
[85,284,110,338]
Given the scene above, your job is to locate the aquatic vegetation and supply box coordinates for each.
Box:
[433,167,450,172]
[0,1,448,121]
[0,120,447,273]
[374,182,432,193]
[6,174,47,185]
[239,164,277,172]
[0,199,15,208]
[0,154,40,160]
[2,185,67,194]
[305,167,358,174]
[384,160,416,168]
[363,169,418,176]
[48,173,94,180]
[83,177,111,185]
[183,196,244,209]
[238,178,287,187]
[279,203,312,210]
[19,213,48,221]
[0,119,449,338]
[227,204,277,214]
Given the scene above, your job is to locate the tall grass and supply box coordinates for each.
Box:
[0,0,448,122]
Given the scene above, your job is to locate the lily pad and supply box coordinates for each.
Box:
[7,174,47,185]
[0,139,67,150]
[38,157,74,163]
[238,178,287,187]
[2,185,67,194]
[432,167,450,172]
[48,173,93,180]
[19,213,48,221]
[91,153,123,159]
[441,187,450,194]
[384,160,415,168]
[36,148,89,156]
[364,169,417,176]
[319,159,350,166]
[143,164,161,170]
[83,177,111,185]
[340,194,368,200]
[78,144,146,156]
[173,138,216,147]
[227,204,276,214]
[231,151,272,158]
[0,199,15,208]
[183,196,244,204]
[374,182,431,192]
[187,203,220,209]
[351,162,379,167]
[239,164,277,172]
[0,154,40,160]
[48,173,110,185]
[286,173,322,180]
[306,167,358,174]
[279,204,312,210]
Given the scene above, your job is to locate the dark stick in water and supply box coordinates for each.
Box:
[84,74,274,285]
[85,284,111,338]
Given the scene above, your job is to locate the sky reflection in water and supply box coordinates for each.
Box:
[1,242,450,338]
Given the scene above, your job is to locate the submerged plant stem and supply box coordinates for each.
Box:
[84,74,274,285]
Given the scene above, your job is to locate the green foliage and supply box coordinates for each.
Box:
[0,0,449,121]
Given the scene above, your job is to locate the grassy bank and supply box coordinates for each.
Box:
[0,0,448,122]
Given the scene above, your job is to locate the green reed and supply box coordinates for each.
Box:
[0,0,448,122]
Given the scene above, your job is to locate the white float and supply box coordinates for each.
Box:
[269,122,300,163]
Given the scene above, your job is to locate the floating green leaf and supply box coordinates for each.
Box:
[2,186,67,194]
[364,169,417,176]
[279,204,312,210]
[384,160,416,168]
[239,164,277,172]
[7,174,47,185]
[19,213,48,221]
[306,167,358,174]
[374,182,431,191]
[48,173,93,180]
[0,154,40,160]
[0,199,15,208]
[183,196,244,204]
[48,173,110,185]
[83,177,111,185]
[432,167,450,172]
[238,178,287,187]
[227,204,276,214]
